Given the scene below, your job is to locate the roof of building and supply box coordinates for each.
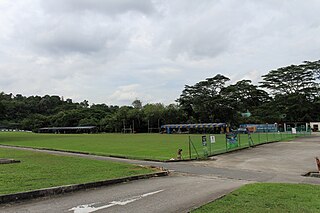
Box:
[161,123,226,129]
[38,126,96,130]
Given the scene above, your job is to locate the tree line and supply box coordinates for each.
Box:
[0,60,319,132]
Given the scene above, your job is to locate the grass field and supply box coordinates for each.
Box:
[0,147,155,195]
[193,183,320,213]
[0,132,304,160]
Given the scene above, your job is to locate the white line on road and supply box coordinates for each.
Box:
[69,189,164,213]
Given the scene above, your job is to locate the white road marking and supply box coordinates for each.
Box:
[69,189,164,213]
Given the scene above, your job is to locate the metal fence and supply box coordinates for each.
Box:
[186,131,311,160]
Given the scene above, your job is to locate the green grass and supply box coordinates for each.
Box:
[0,132,191,160]
[193,183,320,213]
[0,132,304,160]
[0,148,155,195]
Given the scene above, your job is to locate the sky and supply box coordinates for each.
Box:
[0,0,320,106]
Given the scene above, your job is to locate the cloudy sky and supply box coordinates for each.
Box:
[0,0,319,106]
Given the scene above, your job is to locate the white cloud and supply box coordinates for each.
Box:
[0,0,320,105]
[41,0,155,16]
[110,84,141,103]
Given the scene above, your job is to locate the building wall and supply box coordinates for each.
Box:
[310,122,320,131]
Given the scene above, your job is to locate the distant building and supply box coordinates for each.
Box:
[239,124,278,133]
[310,122,320,132]
[161,123,227,134]
[38,126,97,134]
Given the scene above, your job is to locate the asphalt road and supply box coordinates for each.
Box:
[1,135,320,212]
[1,174,247,213]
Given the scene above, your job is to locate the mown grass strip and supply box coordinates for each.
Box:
[193,183,320,213]
[0,148,155,195]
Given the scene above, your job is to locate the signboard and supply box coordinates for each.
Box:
[292,128,297,134]
[246,126,256,133]
[210,135,216,143]
[201,135,207,146]
[226,132,238,149]
[201,135,208,158]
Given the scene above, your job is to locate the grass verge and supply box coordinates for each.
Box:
[193,183,320,213]
[0,148,155,195]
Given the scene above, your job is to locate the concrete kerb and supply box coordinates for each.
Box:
[0,170,169,204]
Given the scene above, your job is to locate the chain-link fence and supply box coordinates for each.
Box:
[186,130,311,160]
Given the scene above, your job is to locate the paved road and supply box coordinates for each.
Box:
[1,135,320,212]
[1,174,247,213]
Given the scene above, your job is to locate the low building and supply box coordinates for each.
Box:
[310,122,320,132]
[239,124,278,133]
[38,126,97,134]
[161,123,227,134]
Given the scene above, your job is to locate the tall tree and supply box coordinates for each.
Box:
[221,80,270,112]
[303,60,320,79]
[260,64,318,96]
[260,63,319,122]
[132,99,143,110]
[177,74,231,122]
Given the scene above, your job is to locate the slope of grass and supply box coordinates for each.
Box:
[193,183,320,213]
[0,148,155,195]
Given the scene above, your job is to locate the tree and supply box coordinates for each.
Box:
[142,103,165,129]
[221,80,270,112]
[0,101,5,120]
[163,104,187,124]
[79,118,98,126]
[39,95,63,114]
[303,60,320,79]
[220,80,270,125]
[21,114,49,131]
[50,110,84,127]
[177,74,231,122]
[80,100,89,108]
[132,99,143,110]
[260,62,320,122]
[260,64,318,96]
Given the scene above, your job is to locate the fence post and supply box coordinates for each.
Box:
[188,136,191,160]
[225,133,228,152]
[209,135,212,156]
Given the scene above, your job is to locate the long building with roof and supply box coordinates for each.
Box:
[161,123,227,134]
[38,126,97,134]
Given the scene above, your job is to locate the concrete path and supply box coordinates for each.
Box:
[1,135,320,212]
